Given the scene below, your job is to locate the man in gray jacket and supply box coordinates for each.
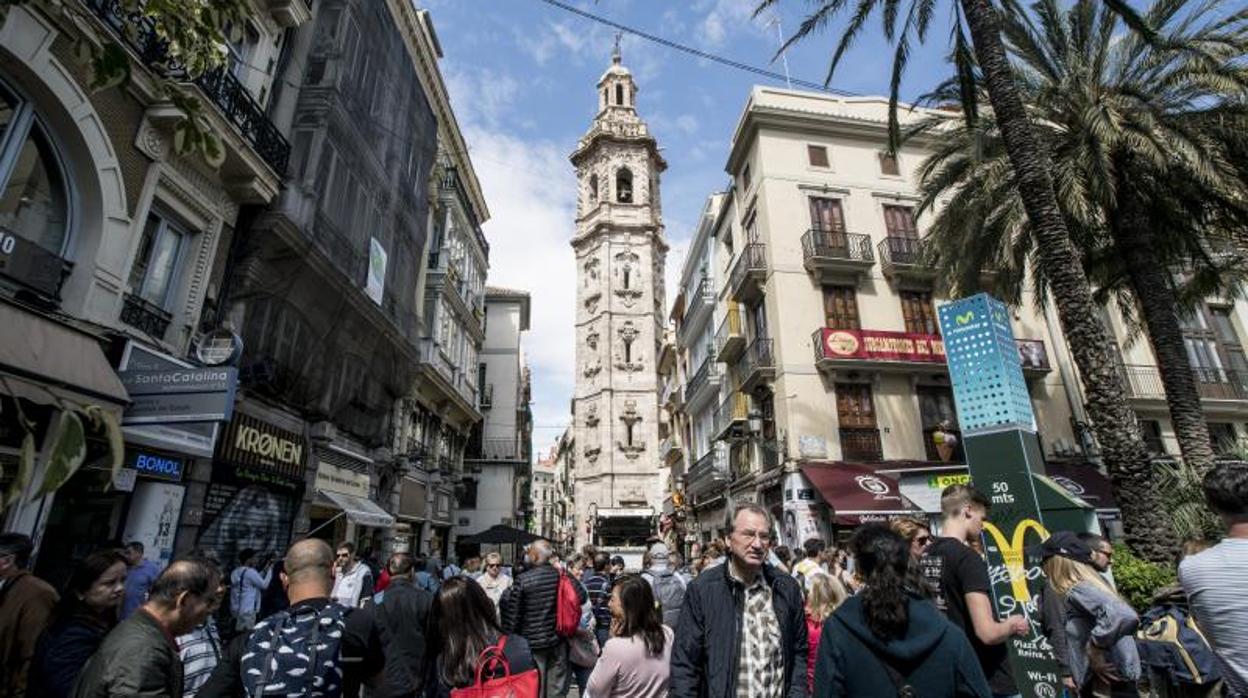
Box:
[73,557,220,698]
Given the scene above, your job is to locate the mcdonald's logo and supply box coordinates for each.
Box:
[982,518,1049,602]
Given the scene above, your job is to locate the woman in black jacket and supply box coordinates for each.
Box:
[814,525,990,697]
[424,576,536,697]
[28,550,127,698]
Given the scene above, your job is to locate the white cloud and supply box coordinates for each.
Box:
[694,0,761,48]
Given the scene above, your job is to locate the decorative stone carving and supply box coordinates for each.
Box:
[584,292,601,315]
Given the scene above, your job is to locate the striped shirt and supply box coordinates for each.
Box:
[1180,538,1248,697]
[177,618,221,698]
[584,573,614,631]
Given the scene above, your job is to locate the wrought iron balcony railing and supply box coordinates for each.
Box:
[682,275,714,331]
[686,445,729,499]
[1121,364,1248,401]
[840,427,884,461]
[728,243,767,304]
[714,392,749,441]
[84,0,291,174]
[120,293,173,338]
[479,384,494,409]
[685,354,720,404]
[801,229,874,270]
[715,307,745,363]
[735,338,775,392]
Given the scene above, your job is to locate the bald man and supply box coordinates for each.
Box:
[74,558,220,698]
[196,539,379,698]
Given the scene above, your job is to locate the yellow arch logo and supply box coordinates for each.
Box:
[982,519,1050,602]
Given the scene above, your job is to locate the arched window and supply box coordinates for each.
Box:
[616,167,633,204]
[615,83,624,106]
[0,80,71,256]
[589,174,598,204]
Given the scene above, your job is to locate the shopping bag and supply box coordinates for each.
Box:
[450,635,540,698]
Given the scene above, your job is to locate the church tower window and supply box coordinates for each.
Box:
[615,83,624,106]
[616,167,633,203]
[589,174,598,204]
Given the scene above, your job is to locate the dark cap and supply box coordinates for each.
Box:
[1036,531,1094,564]
[610,555,626,567]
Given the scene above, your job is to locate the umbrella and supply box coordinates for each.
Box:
[458,524,541,546]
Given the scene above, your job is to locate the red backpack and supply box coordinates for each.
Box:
[555,571,580,638]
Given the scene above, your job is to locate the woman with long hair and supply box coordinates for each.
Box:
[889,517,933,561]
[586,574,672,697]
[28,549,127,698]
[425,576,535,697]
[805,572,849,695]
[1040,534,1141,698]
[814,525,990,697]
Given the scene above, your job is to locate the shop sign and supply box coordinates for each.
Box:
[818,328,946,363]
[196,327,244,366]
[314,462,369,498]
[217,412,306,482]
[122,481,185,568]
[119,368,238,424]
[129,449,185,482]
[119,342,222,457]
[0,227,68,298]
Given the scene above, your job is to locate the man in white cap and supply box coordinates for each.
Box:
[641,542,686,628]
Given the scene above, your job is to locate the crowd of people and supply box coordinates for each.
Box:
[0,460,1244,697]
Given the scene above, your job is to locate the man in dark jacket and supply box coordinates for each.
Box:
[502,539,585,698]
[0,533,57,698]
[72,557,220,698]
[372,552,433,698]
[671,504,808,698]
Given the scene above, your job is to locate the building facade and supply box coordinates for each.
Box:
[569,46,668,550]
[671,87,1095,548]
[458,287,532,555]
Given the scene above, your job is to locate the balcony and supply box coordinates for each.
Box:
[479,384,493,410]
[1121,364,1248,402]
[681,275,715,337]
[85,0,291,179]
[801,230,875,282]
[120,293,173,338]
[878,236,935,283]
[659,436,684,467]
[1016,339,1052,376]
[685,445,729,500]
[840,428,884,461]
[0,226,74,303]
[685,355,722,409]
[714,392,749,441]
[467,437,522,462]
[735,338,776,393]
[661,376,684,409]
[728,243,768,305]
[715,307,746,363]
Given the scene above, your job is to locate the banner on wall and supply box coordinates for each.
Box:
[122,481,185,568]
[781,472,827,550]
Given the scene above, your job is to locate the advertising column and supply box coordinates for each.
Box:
[937,293,1062,698]
[198,412,307,569]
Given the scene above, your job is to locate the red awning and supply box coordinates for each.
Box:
[799,462,923,525]
[1042,462,1119,511]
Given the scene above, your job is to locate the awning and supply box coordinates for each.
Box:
[316,489,396,528]
[0,300,128,411]
[799,462,922,525]
[1041,462,1119,512]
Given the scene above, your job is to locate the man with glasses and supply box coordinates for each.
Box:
[1078,532,1114,574]
[670,504,809,697]
[330,542,373,609]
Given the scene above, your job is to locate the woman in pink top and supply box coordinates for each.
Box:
[587,574,673,698]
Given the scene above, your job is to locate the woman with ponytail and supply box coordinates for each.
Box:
[813,524,990,697]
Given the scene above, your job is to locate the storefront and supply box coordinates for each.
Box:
[796,462,924,544]
[195,410,306,568]
[308,445,394,548]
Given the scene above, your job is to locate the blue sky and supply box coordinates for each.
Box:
[419,0,955,457]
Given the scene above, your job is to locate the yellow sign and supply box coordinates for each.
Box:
[982,518,1049,602]
[928,473,971,489]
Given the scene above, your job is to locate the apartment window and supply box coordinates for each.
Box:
[900,291,939,335]
[809,197,845,232]
[918,386,962,462]
[807,144,830,168]
[837,383,882,461]
[1139,419,1166,456]
[1209,306,1248,374]
[128,210,187,308]
[741,164,751,192]
[879,152,900,176]
[1208,422,1239,453]
[823,286,860,330]
[459,478,478,508]
[0,80,71,256]
[883,205,918,239]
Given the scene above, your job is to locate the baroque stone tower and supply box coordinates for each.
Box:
[570,42,667,547]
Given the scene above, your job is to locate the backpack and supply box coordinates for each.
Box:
[240,602,350,697]
[1136,603,1222,686]
[646,571,686,627]
[555,571,581,638]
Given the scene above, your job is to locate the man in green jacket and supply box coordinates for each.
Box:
[73,557,220,698]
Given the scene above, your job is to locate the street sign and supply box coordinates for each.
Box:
[938,293,1063,698]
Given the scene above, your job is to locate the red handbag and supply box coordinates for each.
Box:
[450,635,540,698]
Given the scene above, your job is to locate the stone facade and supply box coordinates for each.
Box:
[569,47,668,548]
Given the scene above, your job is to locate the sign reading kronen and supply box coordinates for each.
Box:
[217,412,306,480]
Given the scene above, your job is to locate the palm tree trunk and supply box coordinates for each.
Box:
[958,0,1176,562]
[1114,195,1216,475]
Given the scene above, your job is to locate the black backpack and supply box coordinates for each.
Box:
[240,602,350,697]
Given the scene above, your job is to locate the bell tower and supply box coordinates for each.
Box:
[569,39,668,549]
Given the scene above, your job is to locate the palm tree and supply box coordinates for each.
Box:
[911,0,1248,479]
